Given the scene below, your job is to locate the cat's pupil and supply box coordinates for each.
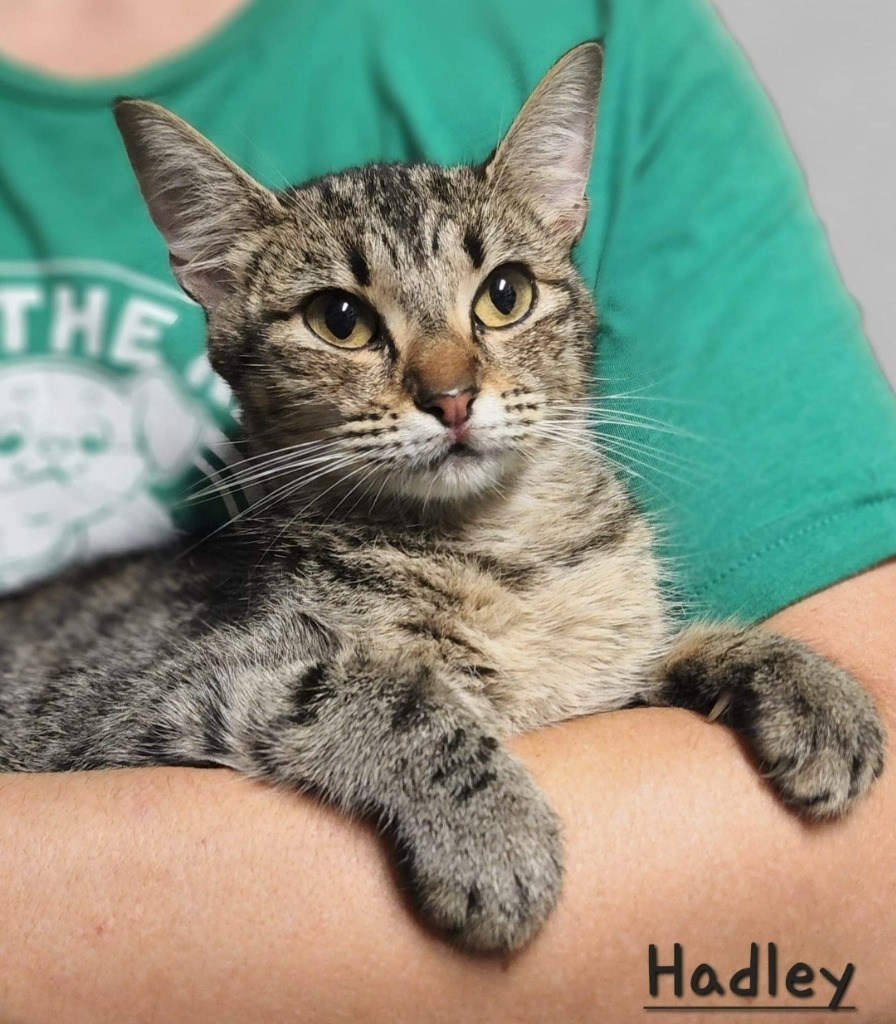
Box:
[490,276,516,316]
[325,299,357,340]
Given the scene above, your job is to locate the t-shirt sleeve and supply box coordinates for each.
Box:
[588,0,896,622]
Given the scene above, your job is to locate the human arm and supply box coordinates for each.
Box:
[1,562,893,1024]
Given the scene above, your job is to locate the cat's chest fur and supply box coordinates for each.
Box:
[311,466,670,735]
[398,548,666,733]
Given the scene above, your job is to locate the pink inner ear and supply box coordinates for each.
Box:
[487,46,600,240]
[553,200,590,244]
[115,100,284,311]
[169,253,231,310]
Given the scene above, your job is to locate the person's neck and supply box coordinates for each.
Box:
[0,0,251,79]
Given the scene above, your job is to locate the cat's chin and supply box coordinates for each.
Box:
[386,449,519,506]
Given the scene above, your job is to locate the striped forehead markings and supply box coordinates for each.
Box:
[347,247,371,287]
[463,229,485,269]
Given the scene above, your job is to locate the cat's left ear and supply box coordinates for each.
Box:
[486,41,603,244]
[113,99,284,308]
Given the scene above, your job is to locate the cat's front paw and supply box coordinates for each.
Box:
[391,744,563,953]
[662,627,886,818]
[745,657,886,819]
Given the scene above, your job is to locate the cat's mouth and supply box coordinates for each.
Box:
[379,435,519,505]
[446,442,478,458]
[425,441,480,470]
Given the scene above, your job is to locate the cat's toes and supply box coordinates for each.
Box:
[754,687,886,819]
[397,780,563,952]
[416,804,563,953]
[661,626,886,819]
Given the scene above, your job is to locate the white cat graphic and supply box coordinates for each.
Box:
[0,361,226,592]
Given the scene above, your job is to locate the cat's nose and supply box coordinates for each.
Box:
[417,386,478,429]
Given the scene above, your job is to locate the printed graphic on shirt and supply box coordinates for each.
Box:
[0,260,242,592]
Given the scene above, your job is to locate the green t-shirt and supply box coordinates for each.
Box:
[1,0,894,617]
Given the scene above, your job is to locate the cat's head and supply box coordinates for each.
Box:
[113,42,602,509]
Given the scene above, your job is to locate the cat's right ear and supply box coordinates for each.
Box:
[113,100,284,308]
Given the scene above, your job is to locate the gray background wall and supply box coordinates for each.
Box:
[710,0,895,385]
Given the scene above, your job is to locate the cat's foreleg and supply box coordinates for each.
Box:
[653,624,885,818]
[233,651,563,953]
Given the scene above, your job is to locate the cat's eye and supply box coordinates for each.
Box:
[304,290,378,350]
[472,265,536,329]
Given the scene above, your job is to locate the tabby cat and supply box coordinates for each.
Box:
[0,43,884,952]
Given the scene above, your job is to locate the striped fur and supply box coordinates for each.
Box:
[0,44,883,952]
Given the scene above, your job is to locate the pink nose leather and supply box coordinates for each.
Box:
[426,390,475,428]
